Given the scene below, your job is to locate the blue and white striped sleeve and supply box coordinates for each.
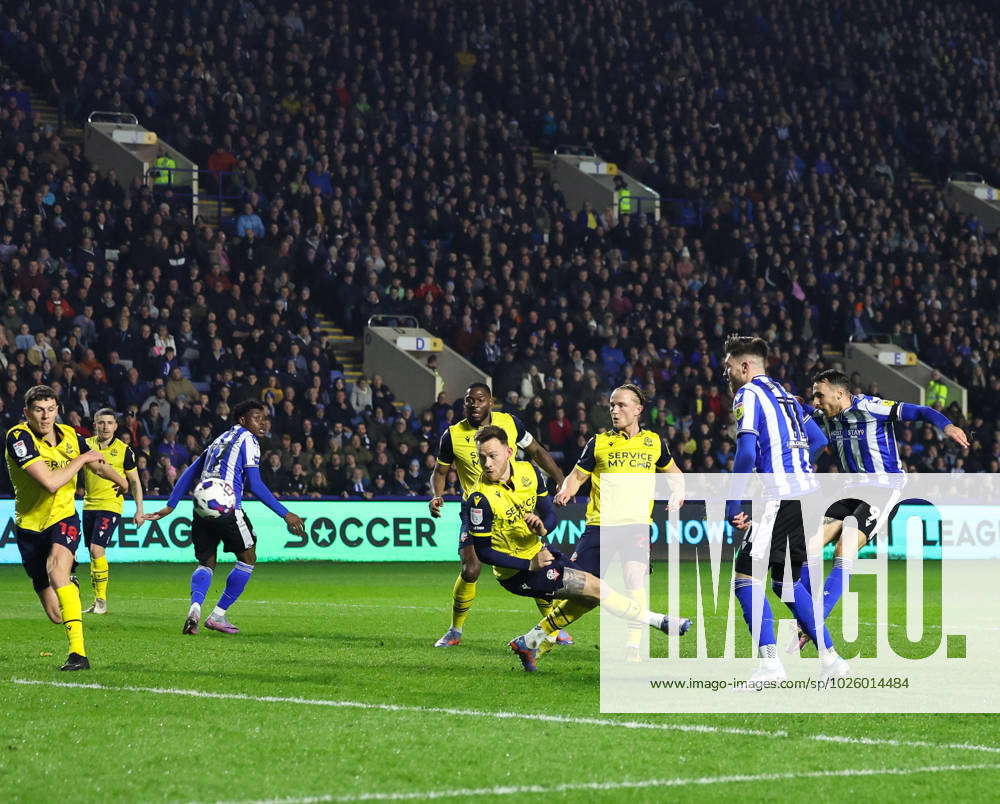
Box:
[732,388,760,435]
[243,435,262,468]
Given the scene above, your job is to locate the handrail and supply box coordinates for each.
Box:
[144,166,243,228]
[87,111,140,126]
[368,314,419,328]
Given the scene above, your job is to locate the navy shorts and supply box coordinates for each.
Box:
[498,550,584,600]
[569,524,651,577]
[16,514,82,591]
[83,510,121,549]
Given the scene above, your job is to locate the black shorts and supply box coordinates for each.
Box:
[569,524,651,577]
[192,509,256,564]
[83,510,121,549]
[734,499,806,579]
[498,550,583,601]
[16,514,82,591]
[825,490,902,544]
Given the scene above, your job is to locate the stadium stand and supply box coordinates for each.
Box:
[0,0,997,500]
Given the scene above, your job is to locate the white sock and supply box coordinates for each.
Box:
[188,602,201,617]
[645,611,665,628]
[211,605,227,620]
[523,625,547,650]
[758,644,781,669]
[821,647,841,667]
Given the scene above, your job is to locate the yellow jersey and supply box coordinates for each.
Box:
[5,422,88,531]
[575,428,675,526]
[83,436,136,513]
[436,411,533,497]
[459,459,547,580]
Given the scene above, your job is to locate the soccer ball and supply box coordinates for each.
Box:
[192,477,236,519]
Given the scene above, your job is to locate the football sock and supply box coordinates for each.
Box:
[534,597,555,617]
[601,587,663,627]
[55,584,85,657]
[541,599,596,635]
[213,561,254,614]
[783,579,833,650]
[190,565,213,607]
[625,587,647,647]
[798,562,813,594]
[823,557,854,618]
[450,577,476,631]
[90,554,109,601]
[734,577,776,652]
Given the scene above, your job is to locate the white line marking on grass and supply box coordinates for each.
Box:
[14,679,1000,758]
[10,679,778,737]
[212,764,1000,803]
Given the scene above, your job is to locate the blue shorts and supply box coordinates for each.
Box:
[569,524,651,577]
[497,550,583,600]
[16,514,81,591]
[83,510,121,549]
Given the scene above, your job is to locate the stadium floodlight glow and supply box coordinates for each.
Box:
[599,472,1000,714]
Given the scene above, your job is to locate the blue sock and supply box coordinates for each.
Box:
[823,557,853,618]
[214,562,254,612]
[783,579,833,650]
[734,578,776,653]
[799,563,812,595]
[190,566,213,607]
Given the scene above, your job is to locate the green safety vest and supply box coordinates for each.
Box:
[154,155,176,184]
[617,187,633,213]
[926,379,948,407]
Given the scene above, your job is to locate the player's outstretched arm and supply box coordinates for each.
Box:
[554,467,588,506]
[148,453,207,520]
[24,449,105,493]
[524,441,566,489]
[243,465,292,518]
[898,403,970,448]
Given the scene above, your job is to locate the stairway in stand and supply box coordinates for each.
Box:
[315,313,362,384]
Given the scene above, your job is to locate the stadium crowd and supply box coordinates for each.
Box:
[0,0,998,500]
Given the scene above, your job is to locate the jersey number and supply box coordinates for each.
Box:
[776,397,808,449]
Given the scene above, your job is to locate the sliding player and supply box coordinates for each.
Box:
[430,382,567,648]
[461,425,687,671]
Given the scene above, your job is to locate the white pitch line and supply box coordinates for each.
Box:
[213,764,1000,804]
[10,679,778,737]
[13,679,1000,757]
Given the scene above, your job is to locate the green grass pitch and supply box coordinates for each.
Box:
[1,561,998,803]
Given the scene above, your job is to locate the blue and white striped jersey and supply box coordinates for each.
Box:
[199,425,261,507]
[810,394,903,474]
[733,376,816,495]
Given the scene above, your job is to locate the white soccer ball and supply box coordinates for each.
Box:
[192,477,236,519]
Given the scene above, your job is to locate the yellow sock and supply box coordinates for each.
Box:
[55,584,86,657]
[626,587,647,647]
[451,577,477,630]
[91,555,109,601]
[535,598,555,617]
[601,587,646,622]
[541,599,596,635]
